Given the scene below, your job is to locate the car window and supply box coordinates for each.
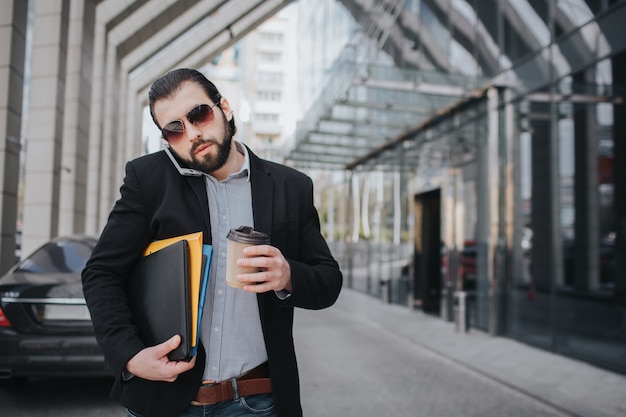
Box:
[14,240,95,273]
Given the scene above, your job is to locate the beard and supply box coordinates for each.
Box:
[183,112,233,174]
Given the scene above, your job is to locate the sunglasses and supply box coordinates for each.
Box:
[161,102,220,142]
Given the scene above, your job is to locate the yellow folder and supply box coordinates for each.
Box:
[143,231,203,349]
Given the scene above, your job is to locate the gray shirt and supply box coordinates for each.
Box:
[201,143,268,382]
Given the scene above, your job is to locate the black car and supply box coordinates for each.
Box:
[0,235,109,381]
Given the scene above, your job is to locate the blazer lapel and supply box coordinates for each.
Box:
[248,148,273,314]
[249,150,273,237]
[186,176,212,241]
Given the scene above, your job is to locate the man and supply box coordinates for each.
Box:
[82,68,343,417]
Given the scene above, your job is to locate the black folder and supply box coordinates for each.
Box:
[128,239,192,361]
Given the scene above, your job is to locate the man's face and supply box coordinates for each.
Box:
[153,81,234,174]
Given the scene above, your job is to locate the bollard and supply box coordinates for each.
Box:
[440,283,454,322]
[453,291,468,332]
[380,279,389,303]
[441,285,449,321]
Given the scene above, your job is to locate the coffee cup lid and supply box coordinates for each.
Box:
[227,226,269,244]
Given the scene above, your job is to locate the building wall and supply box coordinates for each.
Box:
[335,0,626,376]
[237,5,298,162]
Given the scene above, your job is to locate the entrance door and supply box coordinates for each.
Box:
[413,189,441,313]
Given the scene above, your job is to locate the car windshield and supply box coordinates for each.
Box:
[14,239,96,273]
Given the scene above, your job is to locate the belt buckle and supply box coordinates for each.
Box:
[192,380,221,406]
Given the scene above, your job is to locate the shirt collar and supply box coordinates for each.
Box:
[230,141,251,182]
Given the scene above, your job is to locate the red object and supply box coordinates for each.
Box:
[597,155,613,184]
[0,306,11,327]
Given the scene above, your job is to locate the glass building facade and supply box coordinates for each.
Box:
[290,0,626,375]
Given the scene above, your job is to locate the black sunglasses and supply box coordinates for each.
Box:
[161,102,220,142]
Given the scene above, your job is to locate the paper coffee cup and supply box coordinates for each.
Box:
[226,226,270,289]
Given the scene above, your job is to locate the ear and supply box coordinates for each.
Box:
[219,97,233,121]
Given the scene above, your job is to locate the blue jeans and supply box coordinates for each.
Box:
[126,393,277,417]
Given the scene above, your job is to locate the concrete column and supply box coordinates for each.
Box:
[57,0,96,236]
[483,87,505,335]
[612,51,626,300]
[572,71,600,290]
[84,4,106,235]
[0,0,28,273]
[97,43,119,229]
[22,0,70,255]
[530,117,555,293]
[125,79,146,162]
[85,0,132,234]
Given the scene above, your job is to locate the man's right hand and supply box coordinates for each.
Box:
[125,335,196,382]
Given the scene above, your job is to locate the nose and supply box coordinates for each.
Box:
[185,121,203,141]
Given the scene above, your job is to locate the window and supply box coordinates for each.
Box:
[15,239,97,273]
[257,91,282,101]
[256,71,283,85]
[255,113,279,123]
[258,52,282,63]
[259,32,284,44]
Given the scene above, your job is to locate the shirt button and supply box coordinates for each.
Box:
[212,365,218,371]
[220,252,226,258]
[217,289,223,295]
[214,326,220,333]
[221,214,227,221]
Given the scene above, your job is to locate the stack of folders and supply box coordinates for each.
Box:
[128,232,211,361]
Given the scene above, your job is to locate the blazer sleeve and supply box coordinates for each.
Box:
[282,175,343,310]
[81,160,153,378]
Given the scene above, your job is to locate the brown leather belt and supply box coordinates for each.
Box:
[193,362,271,405]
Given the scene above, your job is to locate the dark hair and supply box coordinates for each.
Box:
[148,68,236,137]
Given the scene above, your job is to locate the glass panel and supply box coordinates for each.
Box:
[503,13,534,63]
[420,2,449,64]
[476,0,499,50]
[528,0,551,25]
[510,87,555,349]
[510,56,625,374]
[584,0,604,14]
[552,61,625,373]
[559,115,575,288]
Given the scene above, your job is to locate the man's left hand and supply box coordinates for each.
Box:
[236,244,292,293]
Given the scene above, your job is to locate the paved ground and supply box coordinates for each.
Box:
[294,289,626,417]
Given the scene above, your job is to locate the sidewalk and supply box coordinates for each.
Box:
[294,289,626,417]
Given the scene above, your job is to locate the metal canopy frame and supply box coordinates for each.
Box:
[286,59,485,170]
[286,0,621,171]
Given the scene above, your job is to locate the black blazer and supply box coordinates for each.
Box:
[82,147,342,417]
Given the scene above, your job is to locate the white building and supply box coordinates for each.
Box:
[237,5,298,162]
